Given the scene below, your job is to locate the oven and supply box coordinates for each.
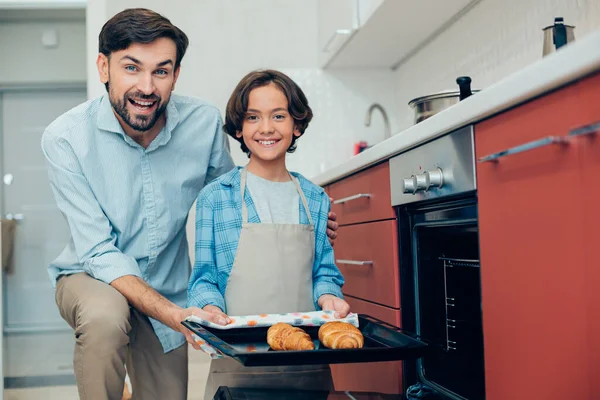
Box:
[389,126,485,400]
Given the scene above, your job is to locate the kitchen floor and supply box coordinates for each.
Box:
[3,331,212,399]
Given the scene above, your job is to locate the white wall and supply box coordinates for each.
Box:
[0,19,86,84]
[392,0,600,131]
[86,0,397,175]
[34,0,600,264]
[0,221,3,400]
[0,0,85,8]
[86,0,397,261]
[85,0,106,97]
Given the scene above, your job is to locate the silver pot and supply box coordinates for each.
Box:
[409,76,479,124]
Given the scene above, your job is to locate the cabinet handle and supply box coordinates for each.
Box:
[333,193,371,204]
[323,29,352,52]
[336,259,373,266]
[569,121,600,137]
[478,136,568,163]
[478,121,599,163]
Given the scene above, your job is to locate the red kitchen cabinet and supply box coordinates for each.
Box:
[330,295,402,394]
[572,73,600,397]
[328,162,395,226]
[475,73,600,400]
[324,162,402,394]
[334,220,401,308]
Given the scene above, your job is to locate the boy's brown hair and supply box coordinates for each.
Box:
[224,70,313,156]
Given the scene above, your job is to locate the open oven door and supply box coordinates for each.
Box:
[399,197,486,400]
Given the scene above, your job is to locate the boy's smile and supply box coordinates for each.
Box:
[237,83,301,167]
[256,139,281,148]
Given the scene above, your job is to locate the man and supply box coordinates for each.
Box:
[41,8,339,400]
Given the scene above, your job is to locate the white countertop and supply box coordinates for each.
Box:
[312,28,600,187]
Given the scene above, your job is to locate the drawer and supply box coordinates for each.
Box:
[331,296,402,394]
[329,162,395,226]
[345,294,400,326]
[335,219,400,308]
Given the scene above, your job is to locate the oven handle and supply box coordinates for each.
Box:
[336,259,374,266]
[332,193,371,204]
[478,121,599,163]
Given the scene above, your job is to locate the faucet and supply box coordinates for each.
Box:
[365,103,391,140]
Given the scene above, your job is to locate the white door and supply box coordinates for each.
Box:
[1,87,87,333]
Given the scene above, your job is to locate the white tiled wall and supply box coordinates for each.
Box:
[189,66,396,261]
[87,0,397,179]
[234,68,397,178]
[84,0,600,262]
[86,0,397,260]
[391,0,600,132]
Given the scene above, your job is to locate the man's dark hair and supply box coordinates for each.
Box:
[224,69,313,157]
[98,8,189,91]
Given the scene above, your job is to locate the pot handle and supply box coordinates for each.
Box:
[456,76,473,101]
[553,17,568,49]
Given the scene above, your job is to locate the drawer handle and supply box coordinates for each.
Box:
[336,259,374,266]
[332,193,371,204]
[478,121,600,163]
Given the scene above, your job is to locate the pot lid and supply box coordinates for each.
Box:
[408,89,481,108]
[543,17,575,30]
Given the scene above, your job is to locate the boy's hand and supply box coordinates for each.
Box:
[318,294,350,319]
[203,305,231,324]
[326,199,339,246]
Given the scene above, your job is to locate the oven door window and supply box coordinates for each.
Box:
[414,223,485,400]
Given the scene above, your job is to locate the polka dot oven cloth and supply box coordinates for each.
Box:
[186,310,360,359]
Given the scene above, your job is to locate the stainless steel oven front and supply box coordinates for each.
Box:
[390,126,485,400]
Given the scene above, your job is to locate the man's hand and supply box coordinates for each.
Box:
[171,306,230,350]
[326,198,339,246]
[110,276,230,349]
[318,294,350,319]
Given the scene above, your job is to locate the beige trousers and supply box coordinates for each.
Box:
[55,273,188,400]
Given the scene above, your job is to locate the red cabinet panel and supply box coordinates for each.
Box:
[334,220,400,308]
[330,295,402,394]
[475,75,596,400]
[329,162,395,226]
[346,294,401,326]
[572,73,600,397]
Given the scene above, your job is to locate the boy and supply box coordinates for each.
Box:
[187,70,349,399]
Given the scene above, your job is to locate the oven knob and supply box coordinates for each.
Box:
[415,173,429,191]
[425,168,444,188]
[402,176,417,194]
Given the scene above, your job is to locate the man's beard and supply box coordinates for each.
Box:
[109,88,168,132]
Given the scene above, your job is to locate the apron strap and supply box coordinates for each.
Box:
[240,168,314,225]
[289,174,314,226]
[240,168,249,223]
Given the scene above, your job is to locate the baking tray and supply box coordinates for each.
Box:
[182,314,436,367]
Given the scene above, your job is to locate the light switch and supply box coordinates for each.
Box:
[42,29,59,48]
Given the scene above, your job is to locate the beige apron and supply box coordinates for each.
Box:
[203,168,333,400]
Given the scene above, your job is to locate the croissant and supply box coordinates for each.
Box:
[267,323,315,351]
[318,322,364,349]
